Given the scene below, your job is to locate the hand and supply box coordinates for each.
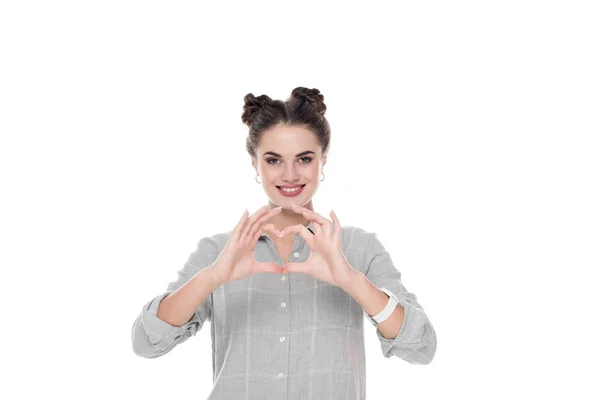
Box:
[212,205,284,285]
[279,205,357,288]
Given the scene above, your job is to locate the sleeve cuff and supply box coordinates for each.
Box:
[364,286,425,355]
[140,292,203,351]
[374,298,412,350]
[374,298,435,361]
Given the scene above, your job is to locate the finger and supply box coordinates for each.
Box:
[292,205,330,235]
[251,223,266,244]
[281,261,303,274]
[280,224,314,245]
[241,205,269,236]
[283,261,315,277]
[302,211,323,234]
[238,206,263,237]
[249,207,282,238]
[257,224,281,240]
[330,210,341,240]
[299,208,331,226]
[232,209,249,241]
[254,261,283,275]
[252,223,280,242]
[312,219,323,235]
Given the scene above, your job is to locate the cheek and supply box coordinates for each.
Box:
[309,165,320,178]
[261,169,278,183]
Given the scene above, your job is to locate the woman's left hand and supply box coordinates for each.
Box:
[279,205,357,288]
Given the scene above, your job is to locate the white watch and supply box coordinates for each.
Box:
[364,288,399,325]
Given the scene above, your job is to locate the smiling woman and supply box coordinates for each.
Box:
[131,86,437,400]
[244,87,331,235]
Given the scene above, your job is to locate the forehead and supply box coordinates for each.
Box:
[259,125,319,154]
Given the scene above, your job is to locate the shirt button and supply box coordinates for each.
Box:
[281,275,286,281]
[293,252,299,257]
[280,336,286,342]
[280,302,287,308]
[278,372,284,378]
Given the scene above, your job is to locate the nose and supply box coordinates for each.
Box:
[282,162,299,182]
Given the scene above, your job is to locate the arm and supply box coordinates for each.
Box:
[342,272,406,340]
[156,264,221,327]
[344,231,437,364]
[131,236,221,358]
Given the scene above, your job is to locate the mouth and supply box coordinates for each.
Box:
[276,184,306,197]
[276,184,305,189]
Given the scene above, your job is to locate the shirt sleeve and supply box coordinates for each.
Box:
[131,235,220,358]
[361,231,437,364]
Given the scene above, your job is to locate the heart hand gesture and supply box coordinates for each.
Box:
[280,205,357,288]
[212,205,284,285]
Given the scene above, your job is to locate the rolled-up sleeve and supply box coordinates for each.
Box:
[362,232,437,364]
[131,236,219,358]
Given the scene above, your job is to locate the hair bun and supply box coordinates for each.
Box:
[291,87,327,115]
[241,93,273,126]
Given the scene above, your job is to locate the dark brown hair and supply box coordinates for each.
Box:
[241,86,331,159]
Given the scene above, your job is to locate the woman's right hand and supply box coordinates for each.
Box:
[211,205,284,285]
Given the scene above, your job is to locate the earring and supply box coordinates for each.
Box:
[321,171,325,181]
[255,174,262,184]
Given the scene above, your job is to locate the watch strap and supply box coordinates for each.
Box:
[365,288,399,325]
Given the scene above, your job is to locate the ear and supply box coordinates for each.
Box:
[251,157,257,170]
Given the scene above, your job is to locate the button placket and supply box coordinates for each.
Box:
[276,239,291,384]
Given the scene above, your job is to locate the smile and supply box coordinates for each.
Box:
[276,184,306,197]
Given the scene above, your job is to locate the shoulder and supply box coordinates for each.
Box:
[338,224,380,265]
[337,225,384,274]
[340,224,376,248]
[203,230,232,249]
[191,230,230,259]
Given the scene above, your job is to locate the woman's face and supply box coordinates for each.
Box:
[252,124,326,208]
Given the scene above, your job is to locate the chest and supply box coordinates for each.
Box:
[273,240,295,264]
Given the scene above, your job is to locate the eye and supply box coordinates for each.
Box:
[267,157,312,165]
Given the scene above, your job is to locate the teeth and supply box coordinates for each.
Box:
[280,186,302,192]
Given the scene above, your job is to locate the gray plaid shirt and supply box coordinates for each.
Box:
[131,221,437,399]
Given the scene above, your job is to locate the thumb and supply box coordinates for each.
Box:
[256,261,284,275]
[282,262,303,273]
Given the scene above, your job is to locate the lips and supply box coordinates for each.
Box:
[276,184,305,189]
[276,184,306,197]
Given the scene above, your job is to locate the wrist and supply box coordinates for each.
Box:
[338,268,364,294]
[206,264,227,289]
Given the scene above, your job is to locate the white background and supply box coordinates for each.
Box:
[1,1,599,399]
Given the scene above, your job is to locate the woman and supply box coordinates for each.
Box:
[131,87,437,399]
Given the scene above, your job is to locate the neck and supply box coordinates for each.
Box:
[267,200,313,235]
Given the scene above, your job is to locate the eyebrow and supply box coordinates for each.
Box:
[263,150,316,157]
